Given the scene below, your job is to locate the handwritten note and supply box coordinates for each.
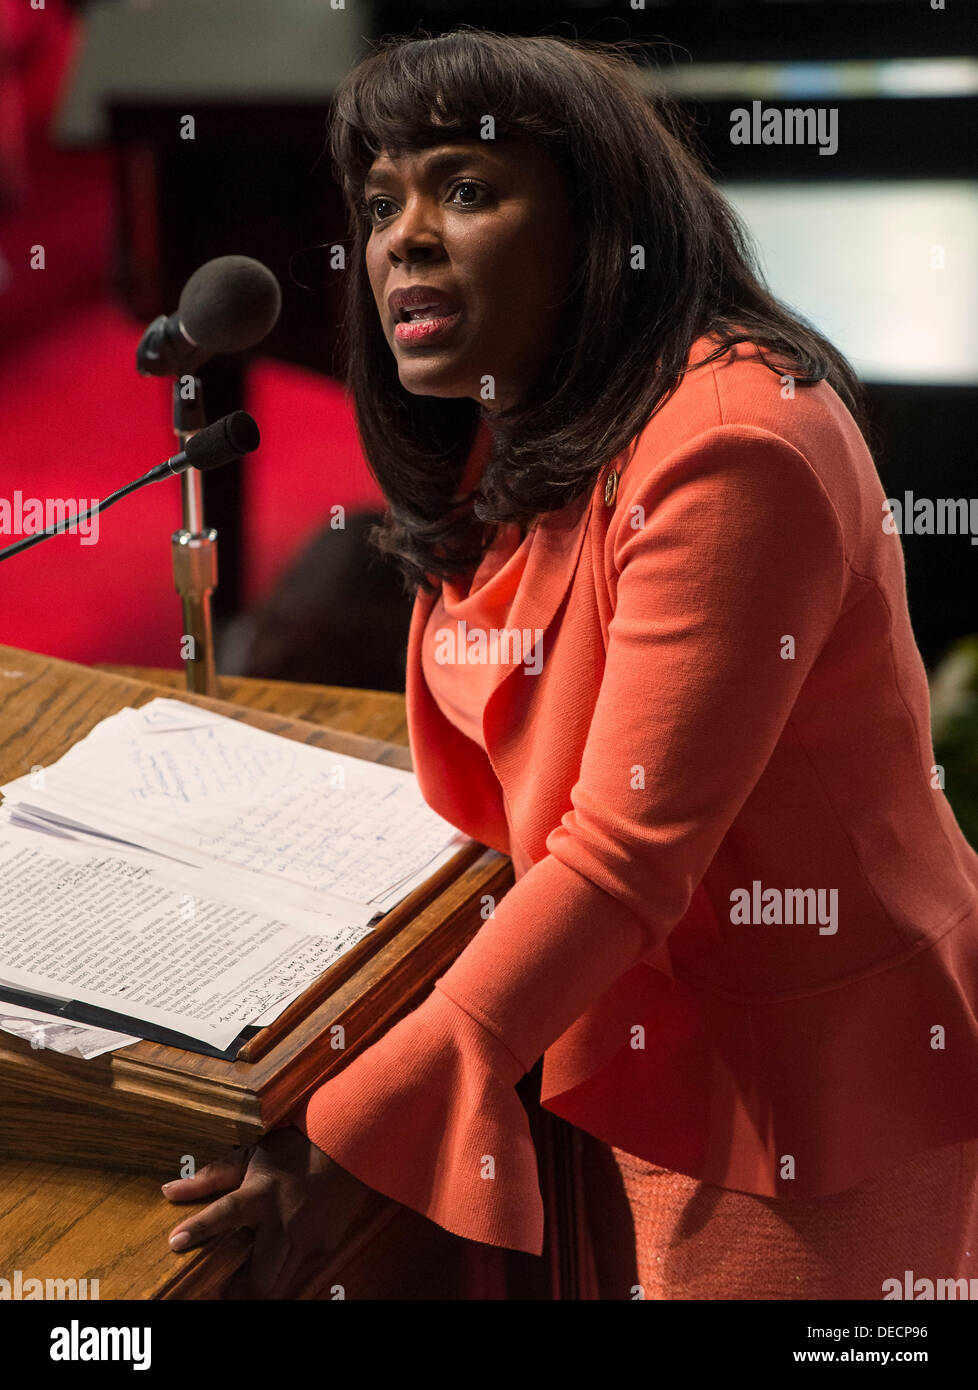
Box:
[1,699,466,918]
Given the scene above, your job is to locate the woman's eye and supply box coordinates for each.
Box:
[365,197,395,223]
[450,180,486,207]
[365,181,488,224]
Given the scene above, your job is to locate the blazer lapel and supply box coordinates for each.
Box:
[405,581,511,851]
[482,487,596,747]
[482,486,598,858]
[405,470,599,860]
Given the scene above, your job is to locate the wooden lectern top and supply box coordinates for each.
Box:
[0,650,515,1298]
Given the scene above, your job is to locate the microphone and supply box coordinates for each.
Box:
[136,256,282,377]
[144,410,261,482]
[0,412,260,563]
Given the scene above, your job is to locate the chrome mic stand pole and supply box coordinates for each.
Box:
[171,379,219,696]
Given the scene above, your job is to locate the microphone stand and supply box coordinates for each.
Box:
[172,380,219,696]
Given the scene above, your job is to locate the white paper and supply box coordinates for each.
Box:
[0,698,466,919]
[0,697,468,1054]
[0,823,372,1050]
[0,1002,139,1059]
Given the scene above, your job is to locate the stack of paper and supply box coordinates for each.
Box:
[0,698,467,1056]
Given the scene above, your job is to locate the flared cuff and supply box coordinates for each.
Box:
[292,982,545,1255]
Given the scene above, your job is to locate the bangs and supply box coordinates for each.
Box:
[330,33,570,201]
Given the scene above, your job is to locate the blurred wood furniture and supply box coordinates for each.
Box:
[0,651,582,1298]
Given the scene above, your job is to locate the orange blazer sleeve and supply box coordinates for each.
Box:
[294,423,847,1256]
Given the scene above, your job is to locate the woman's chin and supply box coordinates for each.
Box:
[397,370,474,401]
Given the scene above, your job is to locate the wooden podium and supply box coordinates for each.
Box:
[0,649,587,1299]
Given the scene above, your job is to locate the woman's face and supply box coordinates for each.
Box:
[363,139,576,411]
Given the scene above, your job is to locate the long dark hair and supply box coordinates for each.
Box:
[328,29,870,596]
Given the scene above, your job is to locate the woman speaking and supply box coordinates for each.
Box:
[163,29,978,1299]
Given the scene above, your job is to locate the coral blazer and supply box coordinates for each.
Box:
[297,334,978,1256]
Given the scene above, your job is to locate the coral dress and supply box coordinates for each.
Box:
[295,344,978,1298]
[421,512,978,1300]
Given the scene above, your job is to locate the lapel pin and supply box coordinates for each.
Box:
[604,468,619,508]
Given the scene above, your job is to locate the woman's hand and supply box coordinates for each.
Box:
[162,1125,373,1297]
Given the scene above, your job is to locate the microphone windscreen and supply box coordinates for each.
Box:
[178,256,282,354]
[185,412,261,472]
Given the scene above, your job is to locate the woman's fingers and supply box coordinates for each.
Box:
[161,1132,365,1295]
[167,1185,258,1251]
[161,1147,253,1203]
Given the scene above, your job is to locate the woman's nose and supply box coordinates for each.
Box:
[385,195,444,262]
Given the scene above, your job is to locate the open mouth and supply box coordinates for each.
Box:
[397,302,451,322]
[393,309,461,344]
